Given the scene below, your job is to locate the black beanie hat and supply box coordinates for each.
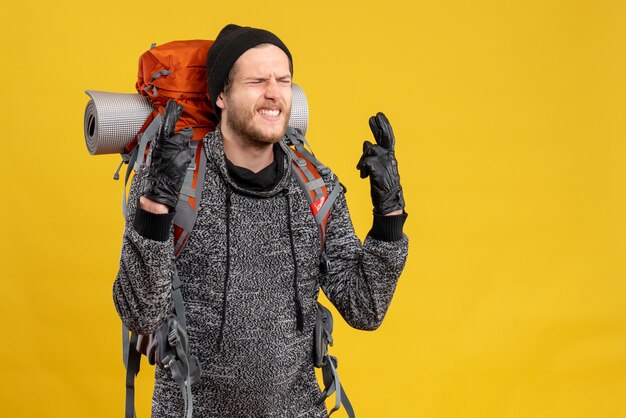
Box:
[206,24,293,116]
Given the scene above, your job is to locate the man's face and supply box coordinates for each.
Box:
[217,44,292,146]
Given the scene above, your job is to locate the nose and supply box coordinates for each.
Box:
[264,77,280,100]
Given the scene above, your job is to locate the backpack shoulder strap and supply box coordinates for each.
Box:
[120,118,206,258]
[284,128,354,416]
[283,127,342,273]
[173,139,206,257]
[120,113,162,218]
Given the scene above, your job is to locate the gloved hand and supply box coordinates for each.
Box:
[141,100,194,210]
[356,112,405,215]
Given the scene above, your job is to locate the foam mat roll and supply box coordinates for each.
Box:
[289,83,308,135]
[84,84,308,155]
[84,90,154,155]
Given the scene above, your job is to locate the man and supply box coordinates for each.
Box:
[114,24,408,417]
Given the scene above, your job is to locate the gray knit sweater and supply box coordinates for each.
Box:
[113,129,409,417]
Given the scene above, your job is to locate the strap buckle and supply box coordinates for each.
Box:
[320,252,331,274]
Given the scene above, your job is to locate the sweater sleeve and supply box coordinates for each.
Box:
[320,178,409,331]
[112,165,175,335]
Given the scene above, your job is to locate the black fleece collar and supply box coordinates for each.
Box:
[205,128,293,198]
[224,144,285,192]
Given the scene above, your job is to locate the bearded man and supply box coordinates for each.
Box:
[114,24,408,417]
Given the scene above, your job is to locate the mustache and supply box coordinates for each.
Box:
[255,101,286,111]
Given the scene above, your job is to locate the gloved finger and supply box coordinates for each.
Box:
[368,116,381,145]
[168,128,193,150]
[369,112,395,150]
[356,156,372,178]
[362,140,376,155]
[364,141,389,159]
[356,141,373,178]
[159,100,184,142]
[169,133,191,149]
[174,145,195,167]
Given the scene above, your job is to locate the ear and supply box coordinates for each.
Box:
[216,92,226,110]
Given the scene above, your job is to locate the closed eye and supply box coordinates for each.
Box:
[277,77,292,85]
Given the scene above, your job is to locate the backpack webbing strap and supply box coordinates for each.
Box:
[170,265,187,328]
[173,140,206,257]
[321,355,355,418]
[290,151,326,201]
[162,317,197,418]
[166,349,193,418]
[124,331,141,418]
[315,303,356,417]
[122,261,196,418]
[314,176,341,228]
[157,265,199,418]
[288,145,342,273]
[133,114,162,172]
[121,113,162,218]
[284,127,331,175]
[122,323,130,369]
[178,141,201,199]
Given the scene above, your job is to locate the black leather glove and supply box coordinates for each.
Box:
[142,100,194,210]
[356,112,405,215]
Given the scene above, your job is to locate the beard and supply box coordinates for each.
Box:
[224,101,291,148]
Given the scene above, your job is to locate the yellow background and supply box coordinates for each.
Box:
[1,0,625,417]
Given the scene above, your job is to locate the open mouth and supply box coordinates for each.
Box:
[258,108,281,118]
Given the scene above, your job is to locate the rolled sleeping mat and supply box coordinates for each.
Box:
[84,84,309,155]
[288,83,308,136]
[84,91,153,155]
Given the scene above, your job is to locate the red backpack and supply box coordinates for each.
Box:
[132,40,217,146]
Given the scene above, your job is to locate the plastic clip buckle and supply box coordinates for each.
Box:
[320,253,331,274]
[168,329,180,347]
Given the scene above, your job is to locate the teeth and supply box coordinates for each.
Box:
[259,109,280,117]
